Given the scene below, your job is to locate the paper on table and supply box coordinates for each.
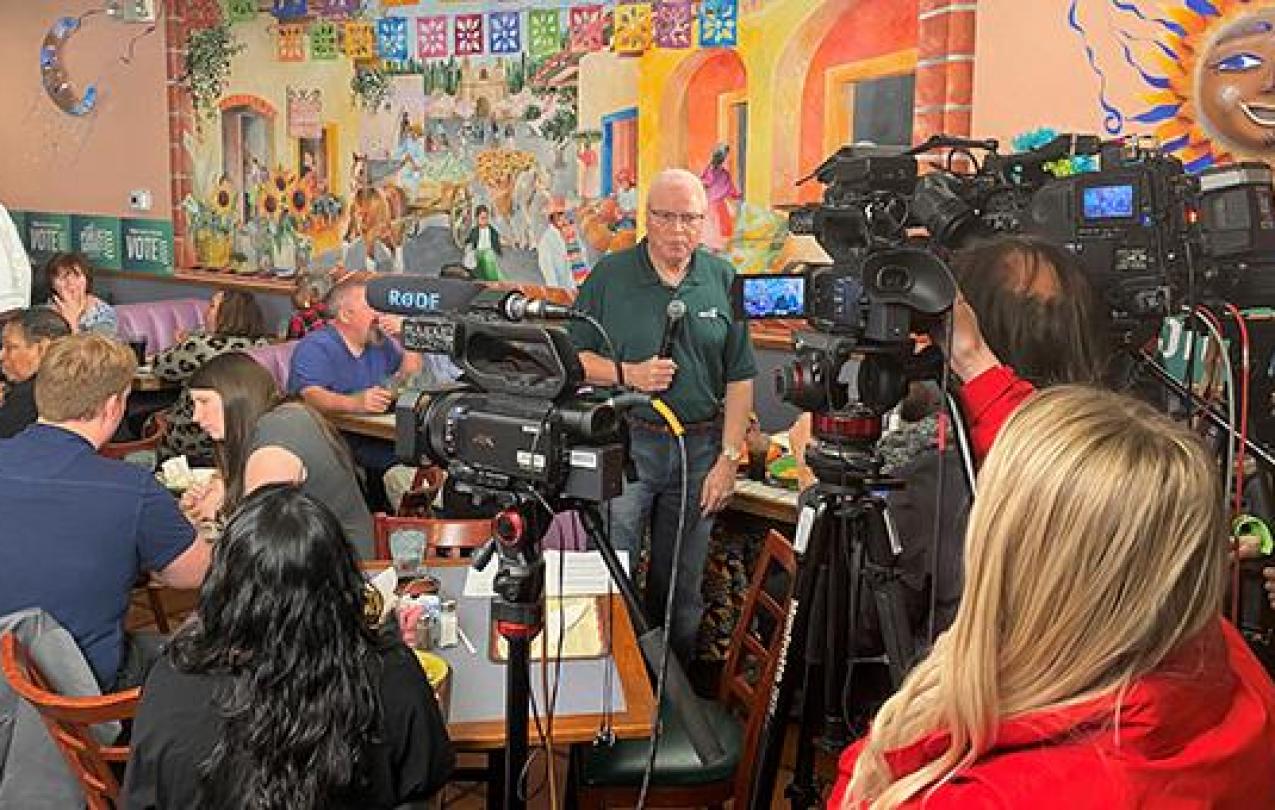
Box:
[463,550,631,598]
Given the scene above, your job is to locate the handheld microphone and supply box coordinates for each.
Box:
[658,299,687,358]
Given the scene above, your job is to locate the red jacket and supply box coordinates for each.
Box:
[828,620,1275,808]
[957,364,1035,463]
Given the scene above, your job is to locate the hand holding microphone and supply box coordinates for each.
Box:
[626,300,686,393]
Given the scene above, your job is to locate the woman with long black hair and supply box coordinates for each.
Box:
[121,485,454,809]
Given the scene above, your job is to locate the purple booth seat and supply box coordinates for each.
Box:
[114,298,207,354]
[242,340,298,391]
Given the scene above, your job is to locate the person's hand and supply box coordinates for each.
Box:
[51,292,85,332]
[359,386,394,413]
[1234,534,1263,561]
[700,456,737,516]
[624,357,677,393]
[937,293,1001,382]
[174,328,189,344]
[378,314,404,337]
[180,477,224,524]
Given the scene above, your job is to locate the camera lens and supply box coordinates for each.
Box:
[776,357,830,412]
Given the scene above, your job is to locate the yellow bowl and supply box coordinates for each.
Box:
[414,650,452,717]
[414,650,449,686]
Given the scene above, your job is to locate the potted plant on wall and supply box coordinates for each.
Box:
[181,23,244,129]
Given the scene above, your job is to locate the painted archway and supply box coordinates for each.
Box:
[656,49,748,176]
[773,0,919,205]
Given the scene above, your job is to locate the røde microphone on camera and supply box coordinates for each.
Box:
[365,274,579,322]
[365,275,483,316]
[658,299,687,358]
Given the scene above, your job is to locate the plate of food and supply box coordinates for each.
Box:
[156,457,218,493]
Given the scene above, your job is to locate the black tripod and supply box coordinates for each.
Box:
[470,489,728,810]
[473,495,549,810]
[748,413,919,810]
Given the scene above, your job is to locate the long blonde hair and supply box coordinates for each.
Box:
[846,386,1229,809]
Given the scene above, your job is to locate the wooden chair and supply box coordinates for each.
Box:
[100,412,168,463]
[396,465,447,517]
[573,529,798,809]
[0,632,140,810]
[372,513,493,561]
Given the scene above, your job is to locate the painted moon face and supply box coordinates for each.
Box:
[1197,10,1275,155]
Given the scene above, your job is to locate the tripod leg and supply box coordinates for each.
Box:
[784,562,829,810]
[504,634,531,810]
[749,497,834,810]
[820,517,851,752]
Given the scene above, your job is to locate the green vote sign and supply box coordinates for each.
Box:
[121,218,174,275]
[25,212,71,260]
[72,215,122,271]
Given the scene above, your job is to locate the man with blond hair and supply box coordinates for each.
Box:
[0,334,210,689]
[568,168,757,665]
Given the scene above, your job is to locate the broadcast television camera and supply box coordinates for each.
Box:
[733,143,957,481]
[367,276,626,504]
[876,133,1275,325]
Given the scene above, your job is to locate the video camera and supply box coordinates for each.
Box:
[733,145,957,482]
[906,134,1275,325]
[368,276,625,504]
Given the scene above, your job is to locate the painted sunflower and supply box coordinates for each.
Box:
[286,182,310,219]
[257,187,283,222]
[210,178,234,217]
[269,168,292,196]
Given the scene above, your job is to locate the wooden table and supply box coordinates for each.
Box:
[131,369,178,393]
[367,559,655,751]
[730,478,800,524]
[331,412,397,441]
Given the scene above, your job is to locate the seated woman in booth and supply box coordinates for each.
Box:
[153,288,273,464]
[122,485,454,809]
[832,387,1275,809]
[181,352,376,558]
[33,252,116,336]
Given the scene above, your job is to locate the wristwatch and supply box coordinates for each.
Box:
[721,443,745,464]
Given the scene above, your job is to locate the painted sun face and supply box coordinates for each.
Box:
[1198,11,1275,155]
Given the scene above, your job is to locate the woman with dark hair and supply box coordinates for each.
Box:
[122,485,454,809]
[155,288,274,463]
[34,252,116,336]
[181,352,375,556]
[950,234,1108,387]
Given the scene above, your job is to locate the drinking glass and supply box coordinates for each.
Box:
[390,529,427,580]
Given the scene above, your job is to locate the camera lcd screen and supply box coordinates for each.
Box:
[738,274,806,319]
[1082,184,1135,220]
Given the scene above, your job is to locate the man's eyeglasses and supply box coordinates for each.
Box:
[648,208,706,228]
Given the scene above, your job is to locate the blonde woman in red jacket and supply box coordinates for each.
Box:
[832,385,1275,809]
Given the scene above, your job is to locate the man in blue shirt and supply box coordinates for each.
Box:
[0,334,209,688]
[289,272,422,507]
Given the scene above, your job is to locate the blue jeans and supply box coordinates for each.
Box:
[603,426,721,663]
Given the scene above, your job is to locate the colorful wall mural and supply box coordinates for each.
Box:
[1064,0,1275,173]
[172,0,967,292]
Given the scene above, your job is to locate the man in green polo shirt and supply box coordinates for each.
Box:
[568,168,756,664]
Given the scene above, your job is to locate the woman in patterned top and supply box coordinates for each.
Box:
[157,289,274,464]
[34,252,117,336]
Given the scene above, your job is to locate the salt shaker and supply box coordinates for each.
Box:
[414,608,436,651]
[438,600,459,648]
